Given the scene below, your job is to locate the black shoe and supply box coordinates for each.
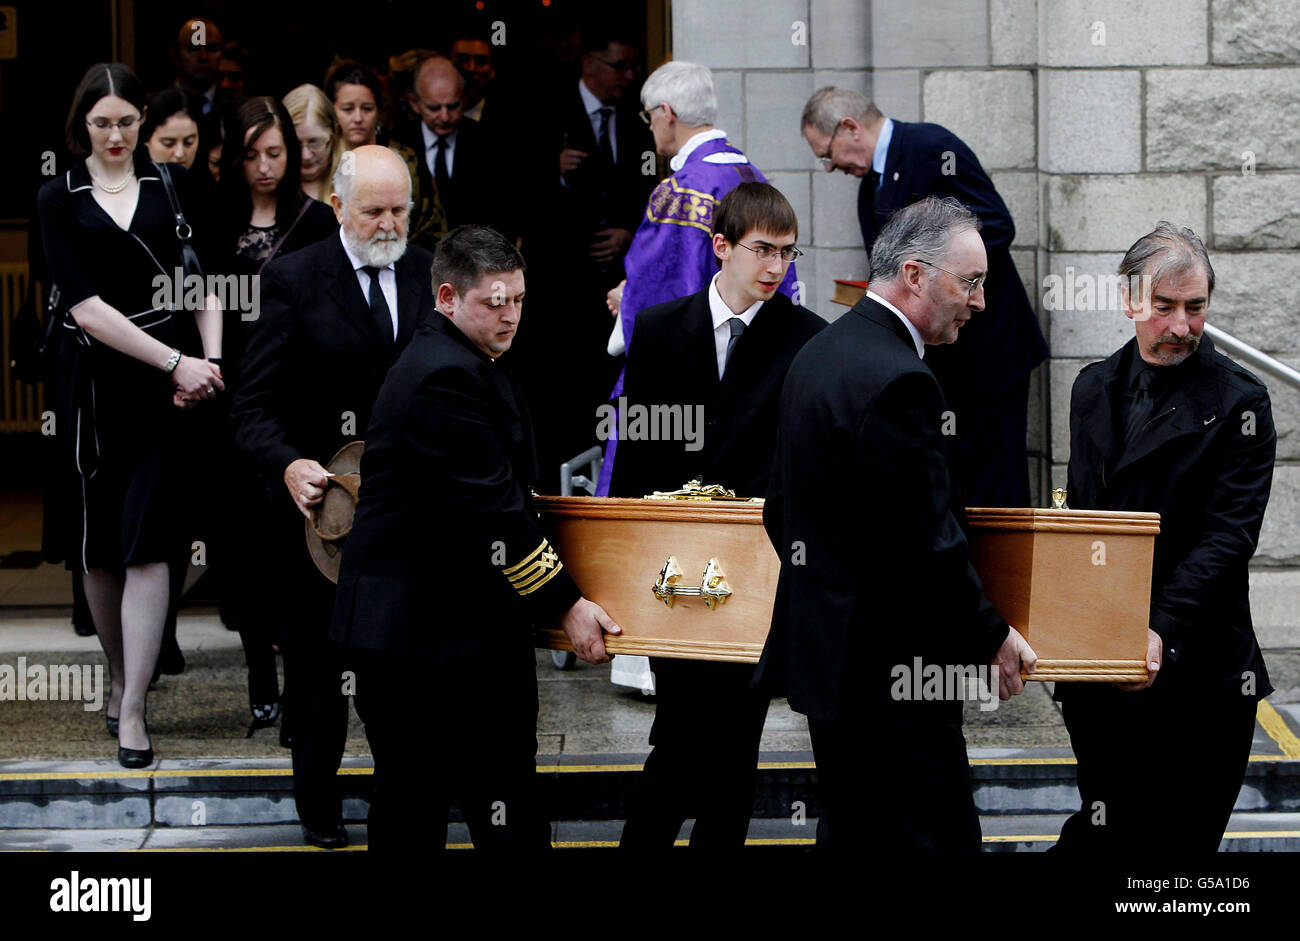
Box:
[118,745,153,768]
[302,824,348,849]
[245,699,281,738]
[157,638,185,675]
[105,713,119,738]
[73,619,96,637]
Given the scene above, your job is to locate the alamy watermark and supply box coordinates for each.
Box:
[0,657,105,711]
[1042,270,1155,317]
[595,397,705,452]
[151,268,261,321]
[890,657,1000,712]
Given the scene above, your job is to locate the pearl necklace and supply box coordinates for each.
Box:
[89,164,135,194]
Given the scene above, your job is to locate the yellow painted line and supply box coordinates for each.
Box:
[1257,701,1300,758]
[969,757,1075,766]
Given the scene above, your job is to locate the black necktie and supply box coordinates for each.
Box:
[363,266,394,345]
[434,135,451,198]
[596,108,615,165]
[722,317,746,376]
[1122,368,1156,451]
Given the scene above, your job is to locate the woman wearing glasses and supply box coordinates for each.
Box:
[209,96,337,736]
[283,85,341,204]
[37,63,225,767]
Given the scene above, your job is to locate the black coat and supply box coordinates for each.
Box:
[399,118,515,248]
[330,313,581,656]
[229,232,433,486]
[1062,335,1275,701]
[755,296,1009,723]
[609,287,826,499]
[858,120,1048,400]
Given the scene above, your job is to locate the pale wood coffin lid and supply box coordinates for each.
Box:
[534,495,765,525]
[964,507,1160,535]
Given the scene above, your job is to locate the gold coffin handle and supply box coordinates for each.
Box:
[652,556,732,610]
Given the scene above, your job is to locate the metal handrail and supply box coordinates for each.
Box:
[1205,325,1300,392]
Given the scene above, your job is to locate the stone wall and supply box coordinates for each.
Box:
[670,0,1300,644]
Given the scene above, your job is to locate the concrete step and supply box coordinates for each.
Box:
[2,752,1298,830]
[3,812,1299,852]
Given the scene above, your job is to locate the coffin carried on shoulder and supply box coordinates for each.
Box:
[534,489,1158,682]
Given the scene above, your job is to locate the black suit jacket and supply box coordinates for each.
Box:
[755,297,1009,723]
[401,119,514,248]
[330,313,581,656]
[229,233,434,485]
[1062,335,1275,701]
[609,288,826,499]
[859,121,1047,399]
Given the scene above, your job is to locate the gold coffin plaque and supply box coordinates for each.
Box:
[535,498,1159,679]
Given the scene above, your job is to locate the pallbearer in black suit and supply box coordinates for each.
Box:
[756,197,1036,851]
[611,183,826,849]
[229,146,434,849]
[1055,224,1275,853]
[801,87,1049,508]
[331,226,622,853]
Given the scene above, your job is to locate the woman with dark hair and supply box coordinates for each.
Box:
[198,108,226,183]
[140,87,203,169]
[210,95,336,734]
[323,59,385,150]
[38,63,224,768]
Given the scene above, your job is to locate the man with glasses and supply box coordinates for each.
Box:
[595,60,798,495]
[612,183,826,850]
[757,197,1037,850]
[515,28,656,486]
[800,87,1048,510]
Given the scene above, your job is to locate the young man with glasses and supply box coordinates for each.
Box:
[611,183,826,850]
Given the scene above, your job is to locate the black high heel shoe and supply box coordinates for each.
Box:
[105,713,119,738]
[245,699,281,738]
[117,719,153,769]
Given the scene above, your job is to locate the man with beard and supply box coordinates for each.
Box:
[1054,223,1276,852]
[231,146,436,849]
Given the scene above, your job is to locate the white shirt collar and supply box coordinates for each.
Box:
[578,79,605,115]
[421,121,457,151]
[670,128,727,172]
[872,117,894,177]
[866,289,924,359]
[338,227,394,273]
[708,272,764,329]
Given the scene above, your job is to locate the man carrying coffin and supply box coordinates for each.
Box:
[757,196,1036,850]
[1054,223,1275,852]
[331,226,621,852]
[610,183,825,849]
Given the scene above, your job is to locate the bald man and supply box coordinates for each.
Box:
[231,145,436,849]
[168,17,239,113]
[399,55,514,248]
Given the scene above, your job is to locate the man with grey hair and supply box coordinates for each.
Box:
[231,145,436,849]
[1054,222,1275,853]
[801,86,1048,510]
[756,195,1036,851]
[596,59,798,494]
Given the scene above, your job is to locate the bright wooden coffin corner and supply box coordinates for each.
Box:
[533,494,776,664]
[534,494,1159,681]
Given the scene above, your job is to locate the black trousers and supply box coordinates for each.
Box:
[620,658,770,849]
[808,698,981,853]
[350,640,550,853]
[946,374,1032,509]
[1054,688,1257,853]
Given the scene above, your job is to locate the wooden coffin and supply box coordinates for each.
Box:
[535,497,1159,681]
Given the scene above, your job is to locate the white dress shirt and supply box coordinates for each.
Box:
[421,121,457,178]
[708,273,763,378]
[866,289,924,359]
[578,79,617,162]
[339,228,398,340]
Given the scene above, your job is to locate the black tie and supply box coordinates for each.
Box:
[434,135,451,199]
[1121,368,1156,451]
[363,266,394,345]
[596,108,615,165]
[722,317,746,376]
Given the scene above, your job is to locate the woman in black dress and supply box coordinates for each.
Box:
[38,64,224,767]
[209,96,338,734]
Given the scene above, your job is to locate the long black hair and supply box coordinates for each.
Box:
[218,95,307,232]
[138,87,203,147]
[64,63,148,155]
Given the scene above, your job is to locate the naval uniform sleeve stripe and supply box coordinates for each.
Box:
[516,559,564,595]
[503,539,551,576]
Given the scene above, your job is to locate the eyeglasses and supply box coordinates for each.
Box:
[816,122,843,169]
[591,55,639,74]
[638,105,662,126]
[302,137,332,154]
[736,242,803,263]
[87,115,141,132]
[915,259,985,296]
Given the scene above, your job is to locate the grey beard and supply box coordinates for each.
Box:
[344,227,407,268]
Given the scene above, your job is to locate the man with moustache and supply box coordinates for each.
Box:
[332,226,622,851]
[757,197,1036,850]
[230,146,435,849]
[1054,224,1275,852]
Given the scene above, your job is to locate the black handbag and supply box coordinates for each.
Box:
[154,161,204,280]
